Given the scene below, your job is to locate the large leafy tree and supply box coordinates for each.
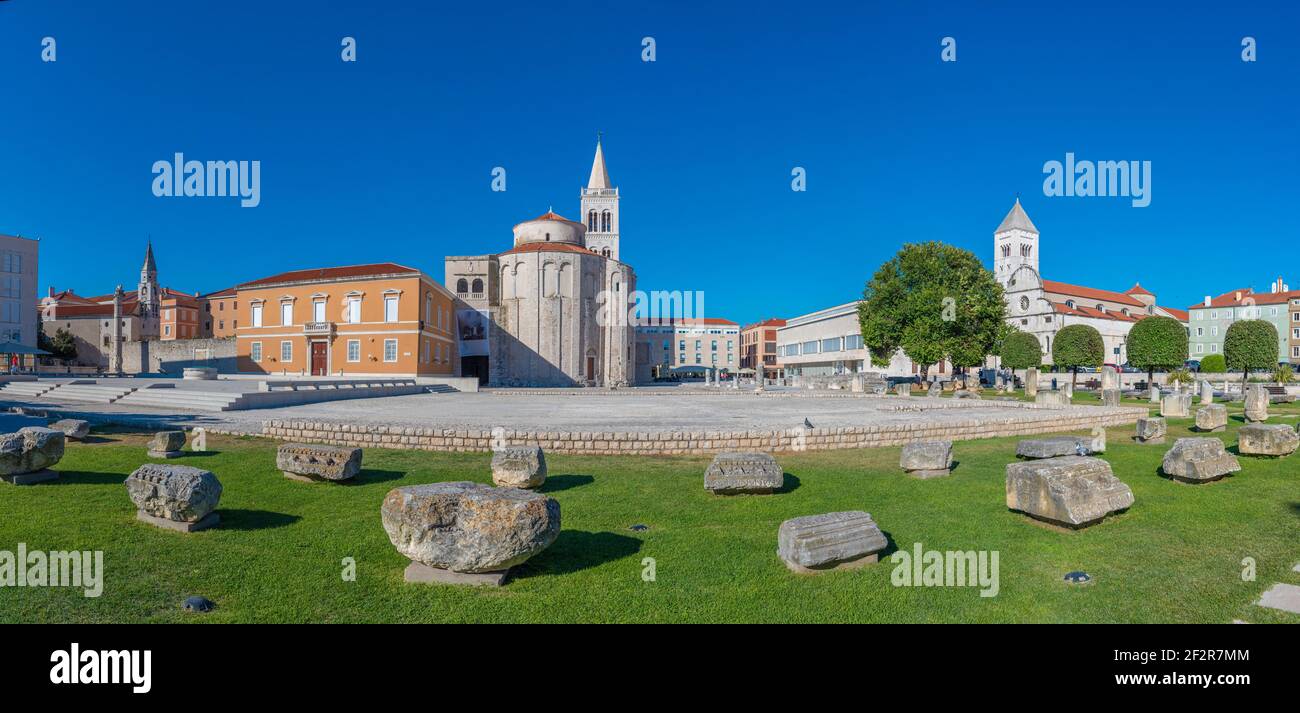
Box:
[999,329,1042,384]
[38,326,77,362]
[1052,323,1104,387]
[1126,316,1187,386]
[1224,319,1278,382]
[858,242,1006,382]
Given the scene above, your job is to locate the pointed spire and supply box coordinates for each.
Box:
[142,238,157,273]
[587,138,611,190]
[996,197,1039,234]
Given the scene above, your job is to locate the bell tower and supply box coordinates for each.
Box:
[580,139,620,260]
[137,240,161,339]
[993,197,1039,285]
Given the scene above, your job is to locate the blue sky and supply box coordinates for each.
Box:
[2,0,1297,322]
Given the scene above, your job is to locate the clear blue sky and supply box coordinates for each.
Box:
[2,0,1296,322]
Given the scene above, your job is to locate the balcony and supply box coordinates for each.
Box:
[303,321,335,336]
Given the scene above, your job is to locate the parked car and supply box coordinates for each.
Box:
[1185,360,1201,371]
[885,375,921,389]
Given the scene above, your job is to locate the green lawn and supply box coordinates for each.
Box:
[2,412,1297,623]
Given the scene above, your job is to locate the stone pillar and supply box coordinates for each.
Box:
[1244,384,1269,422]
[1025,368,1038,397]
[1101,365,1118,392]
[1149,383,1161,403]
[1063,381,1074,399]
[109,285,124,375]
[1199,380,1214,404]
[1102,389,1120,407]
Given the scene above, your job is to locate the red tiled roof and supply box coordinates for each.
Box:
[513,210,584,229]
[1124,283,1154,297]
[201,287,238,299]
[1189,288,1300,310]
[1042,280,1145,308]
[239,263,420,288]
[500,242,599,256]
[668,317,738,326]
[47,301,140,318]
[1157,306,1189,321]
[742,318,787,330]
[1051,301,1139,322]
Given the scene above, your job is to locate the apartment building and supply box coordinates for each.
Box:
[0,234,39,347]
[201,287,239,337]
[636,318,738,377]
[776,301,920,378]
[235,263,458,377]
[740,318,785,379]
[1188,278,1295,364]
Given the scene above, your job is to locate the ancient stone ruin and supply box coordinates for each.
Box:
[1160,437,1241,483]
[381,481,560,586]
[49,419,90,441]
[1237,424,1299,457]
[1005,455,1134,528]
[148,431,186,458]
[1135,417,1167,444]
[704,452,783,495]
[1195,404,1227,433]
[277,443,363,482]
[490,445,547,489]
[900,440,953,479]
[125,463,223,532]
[0,427,65,485]
[778,511,888,573]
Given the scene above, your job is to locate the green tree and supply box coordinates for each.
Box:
[999,330,1042,385]
[1199,353,1226,373]
[1224,319,1278,383]
[38,326,78,363]
[859,242,1006,382]
[1126,316,1187,386]
[1052,324,1104,388]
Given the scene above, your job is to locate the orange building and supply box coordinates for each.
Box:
[740,317,786,379]
[160,291,203,340]
[201,287,239,337]
[235,263,458,377]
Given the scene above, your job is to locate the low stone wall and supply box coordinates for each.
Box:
[122,337,238,375]
[261,407,1146,455]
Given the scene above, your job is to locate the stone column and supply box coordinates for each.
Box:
[1025,368,1038,397]
[109,285,124,374]
[1199,380,1214,404]
[1149,383,1161,403]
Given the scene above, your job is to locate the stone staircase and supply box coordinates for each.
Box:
[0,381,61,399]
[37,381,138,404]
[115,387,245,412]
[425,384,459,394]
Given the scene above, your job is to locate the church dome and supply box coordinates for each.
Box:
[512,209,586,247]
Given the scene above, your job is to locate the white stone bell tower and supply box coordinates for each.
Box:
[993,197,1039,286]
[580,139,620,260]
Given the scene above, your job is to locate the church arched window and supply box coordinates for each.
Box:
[456,279,468,295]
[588,211,597,231]
[602,248,610,258]
[601,211,610,232]
[471,278,483,295]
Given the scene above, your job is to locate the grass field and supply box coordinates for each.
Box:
[2,405,1297,623]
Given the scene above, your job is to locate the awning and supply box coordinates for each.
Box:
[0,342,51,356]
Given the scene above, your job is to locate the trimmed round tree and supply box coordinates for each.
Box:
[1199,353,1226,373]
[999,330,1042,386]
[1224,319,1279,382]
[1126,316,1187,387]
[1052,324,1104,388]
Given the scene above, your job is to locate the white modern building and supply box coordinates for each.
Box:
[775,301,915,378]
[0,234,39,348]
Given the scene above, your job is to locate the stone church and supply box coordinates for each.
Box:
[995,198,1188,366]
[444,142,636,386]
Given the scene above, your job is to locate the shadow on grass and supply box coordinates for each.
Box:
[541,474,594,493]
[217,509,301,531]
[877,529,900,560]
[347,469,406,485]
[52,470,126,485]
[516,530,642,577]
[1290,503,1300,518]
[177,450,219,458]
[76,435,121,445]
[777,473,801,494]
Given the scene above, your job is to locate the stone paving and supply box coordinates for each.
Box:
[8,388,1145,441]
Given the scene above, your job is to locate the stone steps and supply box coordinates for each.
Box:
[425,384,459,394]
[114,389,244,412]
[0,382,60,399]
[40,383,138,403]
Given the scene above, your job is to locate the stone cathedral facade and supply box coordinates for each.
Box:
[444,142,636,386]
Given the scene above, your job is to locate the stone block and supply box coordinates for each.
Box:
[1161,437,1241,483]
[777,511,887,573]
[1195,404,1227,432]
[1005,455,1134,528]
[381,481,560,573]
[48,419,90,440]
[277,443,362,482]
[490,445,547,488]
[900,440,954,478]
[148,430,186,458]
[126,464,223,523]
[136,510,220,533]
[1016,436,1091,459]
[1135,417,1166,444]
[704,452,783,494]
[404,561,508,587]
[1237,424,1299,457]
[1244,384,1269,422]
[0,427,65,477]
[1256,583,1300,615]
[1161,393,1192,418]
[1101,389,1121,407]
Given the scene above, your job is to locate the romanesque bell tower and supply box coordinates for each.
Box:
[580,140,620,260]
[137,240,161,339]
[993,197,1039,286]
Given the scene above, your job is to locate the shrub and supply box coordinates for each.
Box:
[1127,316,1187,384]
[1275,364,1294,384]
[1167,367,1195,386]
[1199,354,1227,373]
